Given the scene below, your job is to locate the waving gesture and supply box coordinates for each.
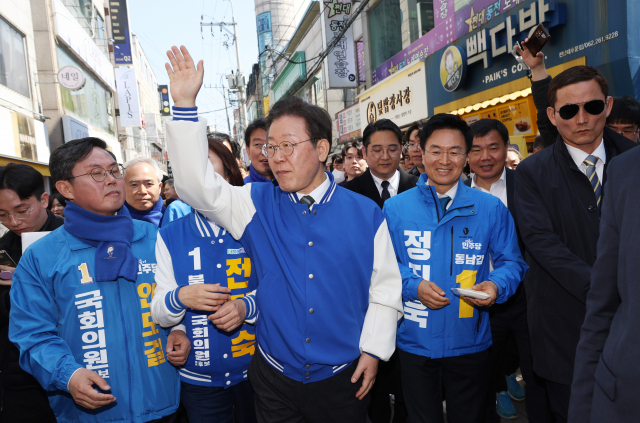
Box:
[515,38,548,81]
[165,46,204,108]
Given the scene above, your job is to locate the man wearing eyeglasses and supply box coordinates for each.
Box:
[405,120,425,176]
[513,65,635,423]
[383,114,526,423]
[9,138,185,422]
[0,163,62,423]
[163,45,403,423]
[606,96,640,143]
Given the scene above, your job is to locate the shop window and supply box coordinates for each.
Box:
[409,0,435,42]
[0,17,30,98]
[368,0,403,70]
[15,112,37,161]
[57,47,115,136]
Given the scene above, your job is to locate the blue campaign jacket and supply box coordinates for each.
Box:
[158,211,258,388]
[161,199,193,227]
[384,176,528,359]
[9,222,179,423]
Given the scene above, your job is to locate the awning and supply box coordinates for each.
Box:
[0,155,51,176]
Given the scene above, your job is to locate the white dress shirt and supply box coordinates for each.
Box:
[471,167,508,207]
[296,173,330,209]
[565,139,607,182]
[371,170,400,198]
[427,180,458,210]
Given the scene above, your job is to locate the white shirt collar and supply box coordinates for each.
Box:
[427,180,458,209]
[370,169,400,192]
[564,139,607,169]
[296,173,330,205]
[471,167,507,190]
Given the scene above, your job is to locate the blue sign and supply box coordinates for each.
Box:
[110,0,133,65]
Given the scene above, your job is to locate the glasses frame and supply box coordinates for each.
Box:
[67,164,125,182]
[368,145,402,159]
[407,142,422,151]
[555,98,607,120]
[0,206,35,223]
[262,138,317,158]
[423,149,468,162]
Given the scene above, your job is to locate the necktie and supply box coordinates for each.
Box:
[583,155,602,213]
[439,196,450,213]
[300,195,315,211]
[381,180,391,202]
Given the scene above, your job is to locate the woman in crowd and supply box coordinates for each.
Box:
[47,193,66,217]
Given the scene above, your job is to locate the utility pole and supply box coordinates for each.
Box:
[201,0,248,147]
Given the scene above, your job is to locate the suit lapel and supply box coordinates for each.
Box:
[362,170,384,208]
[505,167,515,215]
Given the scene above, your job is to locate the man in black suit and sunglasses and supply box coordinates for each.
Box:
[513,65,635,423]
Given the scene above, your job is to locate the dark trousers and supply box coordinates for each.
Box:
[485,288,551,423]
[248,351,370,423]
[368,350,408,423]
[399,348,491,423]
[544,380,571,423]
[149,411,179,423]
[180,380,257,423]
[0,385,57,423]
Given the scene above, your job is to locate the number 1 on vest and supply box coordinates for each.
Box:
[78,263,93,284]
[189,247,201,270]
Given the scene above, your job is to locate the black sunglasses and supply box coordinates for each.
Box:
[556,99,606,120]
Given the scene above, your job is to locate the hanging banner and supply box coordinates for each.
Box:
[324,0,357,88]
[257,12,273,97]
[109,0,133,65]
[115,68,142,127]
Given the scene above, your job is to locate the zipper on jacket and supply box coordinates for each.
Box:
[116,281,134,418]
[450,226,454,276]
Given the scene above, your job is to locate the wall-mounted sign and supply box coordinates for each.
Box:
[57,66,86,91]
[257,12,273,97]
[323,0,357,88]
[358,60,428,131]
[109,0,133,65]
[440,46,465,91]
[272,52,307,102]
[336,102,361,143]
[51,0,115,90]
[62,115,89,142]
[115,67,142,127]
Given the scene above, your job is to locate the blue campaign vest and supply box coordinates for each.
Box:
[9,222,179,423]
[159,211,258,387]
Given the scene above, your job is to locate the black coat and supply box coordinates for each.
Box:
[568,146,640,422]
[531,75,558,148]
[343,168,418,209]
[514,128,636,385]
[0,210,63,390]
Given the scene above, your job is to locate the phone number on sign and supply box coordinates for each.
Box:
[560,31,619,58]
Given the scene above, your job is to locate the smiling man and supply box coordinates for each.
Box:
[163,45,402,423]
[9,138,185,423]
[124,157,166,227]
[383,113,526,423]
[514,66,636,423]
[244,118,275,184]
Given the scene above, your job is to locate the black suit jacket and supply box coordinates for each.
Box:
[568,145,640,423]
[514,128,636,385]
[343,168,419,209]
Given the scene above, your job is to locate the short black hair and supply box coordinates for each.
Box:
[49,137,116,184]
[341,140,364,160]
[404,120,425,143]
[419,114,473,152]
[266,96,333,153]
[548,65,609,108]
[362,118,402,148]
[165,178,175,187]
[332,154,343,164]
[48,192,67,209]
[0,163,45,200]
[607,96,640,127]
[469,119,509,145]
[533,134,545,151]
[245,118,268,143]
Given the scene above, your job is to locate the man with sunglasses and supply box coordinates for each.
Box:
[0,163,62,423]
[514,66,636,423]
[9,138,184,422]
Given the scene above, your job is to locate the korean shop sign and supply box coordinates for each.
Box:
[323,0,357,88]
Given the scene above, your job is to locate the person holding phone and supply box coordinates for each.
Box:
[0,163,63,422]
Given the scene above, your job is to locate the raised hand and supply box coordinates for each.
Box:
[515,38,548,81]
[165,45,204,108]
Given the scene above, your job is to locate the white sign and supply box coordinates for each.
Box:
[57,66,85,91]
[52,0,115,90]
[324,0,357,88]
[357,60,428,131]
[115,68,142,127]
[336,102,361,143]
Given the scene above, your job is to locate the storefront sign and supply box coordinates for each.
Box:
[263,96,270,116]
[62,115,89,142]
[257,12,272,97]
[57,66,85,91]
[115,68,142,127]
[465,99,534,135]
[109,0,133,65]
[51,0,115,90]
[323,0,357,88]
[358,61,428,131]
[272,52,306,102]
[440,46,465,91]
[372,0,562,85]
[336,102,361,143]
[357,40,366,83]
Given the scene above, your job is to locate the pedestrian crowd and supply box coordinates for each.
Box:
[0,39,639,423]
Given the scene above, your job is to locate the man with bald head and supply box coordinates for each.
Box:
[124,157,166,227]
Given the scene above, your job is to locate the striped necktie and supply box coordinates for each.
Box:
[300,195,315,210]
[583,155,602,213]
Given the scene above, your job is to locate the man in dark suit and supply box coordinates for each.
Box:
[344,118,417,423]
[568,146,639,423]
[514,66,636,423]
[465,119,549,422]
[344,119,418,209]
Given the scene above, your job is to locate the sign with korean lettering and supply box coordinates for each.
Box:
[57,66,86,91]
[357,60,428,131]
[115,67,142,127]
[336,102,361,143]
[257,12,272,97]
[440,46,465,91]
[323,0,357,88]
[109,0,133,65]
